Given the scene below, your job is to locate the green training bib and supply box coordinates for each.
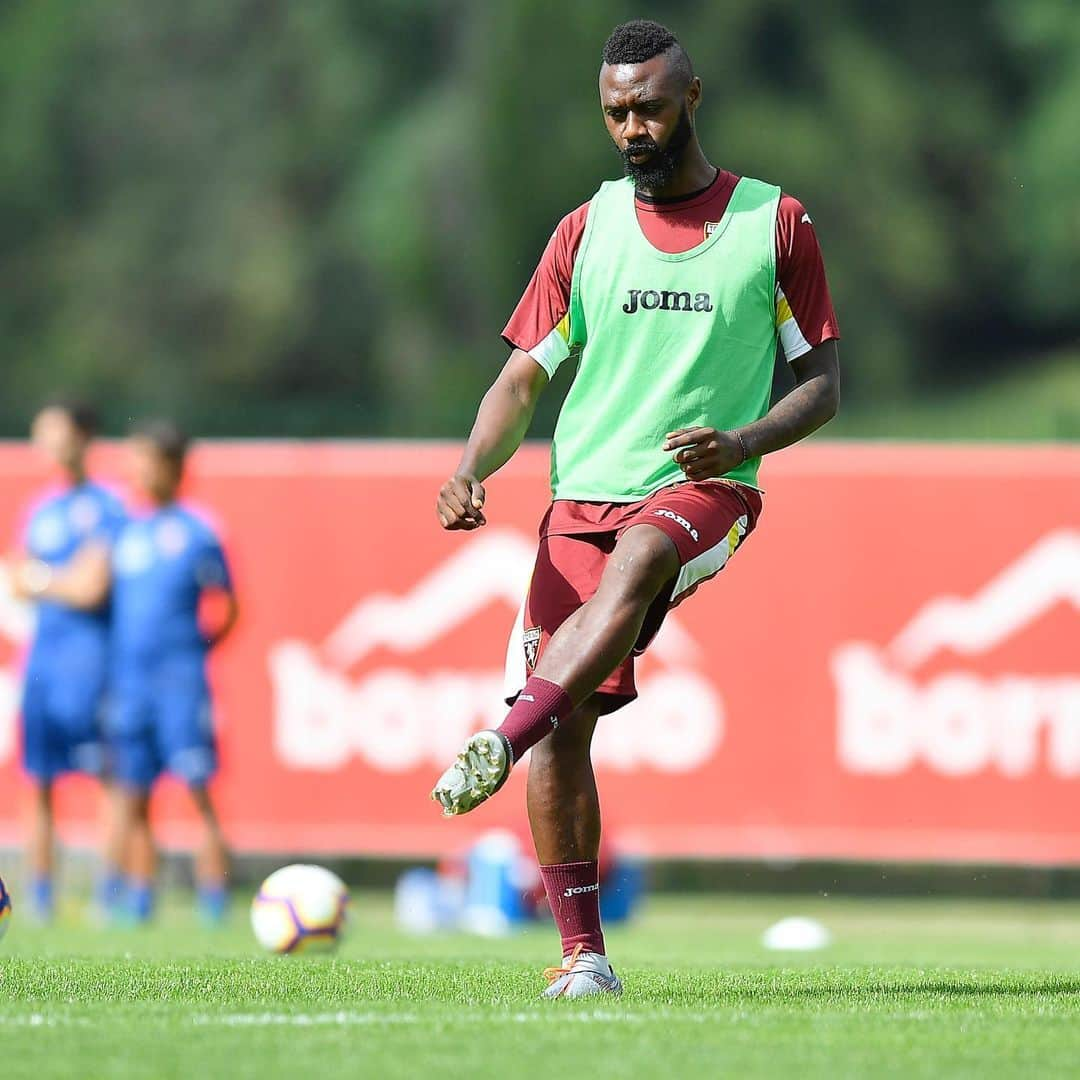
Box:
[550,175,781,500]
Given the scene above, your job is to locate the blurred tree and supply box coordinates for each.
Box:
[0,0,1075,439]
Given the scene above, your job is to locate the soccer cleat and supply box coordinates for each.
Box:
[541,943,624,999]
[430,730,511,816]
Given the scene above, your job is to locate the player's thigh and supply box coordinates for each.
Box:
[594,522,681,606]
[106,686,160,791]
[47,672,108,776]
[528,533,611,623]
[632,480,762,652]
[506,534,637,704]
[20,675,58,780]
[516,533,610,671]
[157,685,217,788]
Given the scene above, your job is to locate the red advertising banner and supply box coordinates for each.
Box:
[1,441,1078,864]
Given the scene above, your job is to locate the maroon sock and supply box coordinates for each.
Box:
[540,860,605,957]
[498,676,574,763]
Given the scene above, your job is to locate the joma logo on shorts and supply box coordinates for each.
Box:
[623,289,713,314]
[563,883,600,897]
[654,508,699,542]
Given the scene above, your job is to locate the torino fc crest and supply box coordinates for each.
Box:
[522,626,541,670]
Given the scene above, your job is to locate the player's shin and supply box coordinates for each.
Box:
[538,860,622,998]
[28,782,55,921]
[498,676,575,761]
[30,874,54,922]
[540,860,606,959]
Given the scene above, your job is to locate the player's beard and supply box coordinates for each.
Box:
[617,104,694,191]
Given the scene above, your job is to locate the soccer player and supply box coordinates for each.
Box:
[35,420,238,922]
[432,20,841,997]
[7,400,124,921]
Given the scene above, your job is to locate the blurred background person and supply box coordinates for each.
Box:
[106,420,238,923]
[6,400,125,922]
[34,420,238,923]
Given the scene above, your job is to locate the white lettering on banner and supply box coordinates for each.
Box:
[268,641,722,774]
[832,530,1080,780]
[590,670,722,773]
[0,576,30,765]
[269,642,504,772]
[269,526,724,776]
[0,665,17,765]
[834,644,1080,777]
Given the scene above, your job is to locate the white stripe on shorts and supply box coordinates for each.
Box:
[503,595,528,702]
[671,514,749,600]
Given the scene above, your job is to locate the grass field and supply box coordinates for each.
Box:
[5,890,1080,1078]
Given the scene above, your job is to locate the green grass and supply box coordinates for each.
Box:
[5,892,1080,1078]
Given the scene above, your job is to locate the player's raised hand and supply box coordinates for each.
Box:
[437,474,487,530]
[663,427,745,481]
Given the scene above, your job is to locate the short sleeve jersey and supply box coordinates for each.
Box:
[502,168,839,374]
[110,503,232,667]
[23,482,126,642]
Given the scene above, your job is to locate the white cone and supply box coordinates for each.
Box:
[761,916,831,951]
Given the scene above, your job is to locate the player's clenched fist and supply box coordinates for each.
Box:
[437,474,487,530]
[663,427,745,482]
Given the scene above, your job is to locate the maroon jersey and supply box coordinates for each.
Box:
[503,169,840,375]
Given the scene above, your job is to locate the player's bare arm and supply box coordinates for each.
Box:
[664,340,841,480]
[204,591,240,649]
[436,348,549,530]
[11,543,111,610]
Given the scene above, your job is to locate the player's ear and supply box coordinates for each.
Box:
[686,77,702,115]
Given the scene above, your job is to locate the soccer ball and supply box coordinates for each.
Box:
[0,874,11,941]
[250,864,349,954]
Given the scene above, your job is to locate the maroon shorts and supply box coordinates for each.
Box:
[504,480,763,713]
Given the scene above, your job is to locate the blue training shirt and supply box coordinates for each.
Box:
[110,502,233,670]
[23,482,126,661]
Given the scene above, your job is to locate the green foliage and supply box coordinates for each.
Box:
[0,2,1075,438]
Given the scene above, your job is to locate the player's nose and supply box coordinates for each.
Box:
[622,110,648,142]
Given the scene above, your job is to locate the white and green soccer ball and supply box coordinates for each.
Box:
[250,864,349,954]
[0,873,11,941]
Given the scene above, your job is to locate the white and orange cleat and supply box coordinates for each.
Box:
[541,944,624,1000]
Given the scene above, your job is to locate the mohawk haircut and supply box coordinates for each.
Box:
[601,19,693,83]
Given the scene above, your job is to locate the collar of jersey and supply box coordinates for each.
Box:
[619,175,739,263]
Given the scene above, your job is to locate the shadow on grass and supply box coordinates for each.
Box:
[687,972,1080,1004]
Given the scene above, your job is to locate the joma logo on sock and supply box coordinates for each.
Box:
[622,289,713,314]
[563,883,600,897]
[653,508,699,541]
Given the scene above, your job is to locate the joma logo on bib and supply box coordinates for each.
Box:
[622,289,713,314]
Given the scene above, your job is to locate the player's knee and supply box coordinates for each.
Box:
[599,526,679,607]
[188,784,217,820]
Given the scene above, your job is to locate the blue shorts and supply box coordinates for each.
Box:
[106,659,217,789]
[21,664,107,781]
